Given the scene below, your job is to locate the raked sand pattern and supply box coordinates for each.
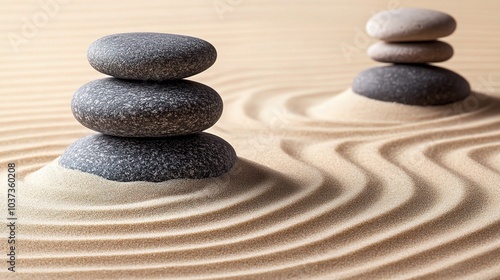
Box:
[2,1,500,279]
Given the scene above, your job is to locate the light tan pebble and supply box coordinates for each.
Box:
[366,8,457,41]
[367,41,454,63]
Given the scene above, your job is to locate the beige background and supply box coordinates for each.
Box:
[1,0,500,279]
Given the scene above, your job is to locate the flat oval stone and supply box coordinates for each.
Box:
[368,41,453,63]
[87,33,217,80]
[72,78,223,137]
[352,65,470,106]
[366,8,456,42]
[59,133,237,182]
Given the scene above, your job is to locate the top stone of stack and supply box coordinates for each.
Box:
[87,33,217,81]
[366,8,457,42]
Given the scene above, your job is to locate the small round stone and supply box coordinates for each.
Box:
[366,8,456,42]
[368,41,453,63]
[72,78,223,137]
[59,133,237,182]
[352,65,470,106]
[87,32,217,81]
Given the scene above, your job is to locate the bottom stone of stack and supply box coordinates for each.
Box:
[352,64,470,106]
[59,132,237,182]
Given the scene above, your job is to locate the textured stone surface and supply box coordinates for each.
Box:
[368,41,453,63]
[352,65,470,106]
[87,32,217,80]
[59,133,237,182]
[72,78,223,137]
[366,8,456,42]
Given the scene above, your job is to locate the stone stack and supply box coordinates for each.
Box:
[353,8,471,106]
[59,33,236,182]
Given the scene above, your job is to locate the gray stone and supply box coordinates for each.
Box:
[87,33,217,81]
[366,8,456,42]
[59,133,237,182]
[368,41,453,63]
[72,78,223,137]
[352,65,470,106]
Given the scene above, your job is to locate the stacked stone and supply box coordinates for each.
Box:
[353,8,471,106]
[59,33,236,182]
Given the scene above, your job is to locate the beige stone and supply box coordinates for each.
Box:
[366,8,457,41]
[368,40,454,63]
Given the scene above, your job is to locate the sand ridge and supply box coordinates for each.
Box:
[13,89,500,279]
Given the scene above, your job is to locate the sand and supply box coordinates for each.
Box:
[2,0,500,279]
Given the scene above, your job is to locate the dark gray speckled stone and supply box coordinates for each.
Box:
[352,65,470,106]
[87,33,217,81]
[72,78,223,137]
[59,133,237,182]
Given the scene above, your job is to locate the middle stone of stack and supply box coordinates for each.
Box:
[64,32,236,182]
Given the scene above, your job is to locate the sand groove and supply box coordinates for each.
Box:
[8,87,500,279]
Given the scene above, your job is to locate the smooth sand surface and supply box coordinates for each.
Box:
[2,1,500,279]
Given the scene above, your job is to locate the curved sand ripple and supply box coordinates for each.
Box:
[2,0,500,279]
[10,88,500,279]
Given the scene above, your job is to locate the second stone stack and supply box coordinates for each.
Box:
[353,8,471,106]
[59,33,236,182]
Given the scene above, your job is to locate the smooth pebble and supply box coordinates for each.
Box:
[72,78,223,137]
[352,64,470,106]
[368,41,454,63]
[59,133,237,182]
[366,8,457,42]
[87,32,217,81]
